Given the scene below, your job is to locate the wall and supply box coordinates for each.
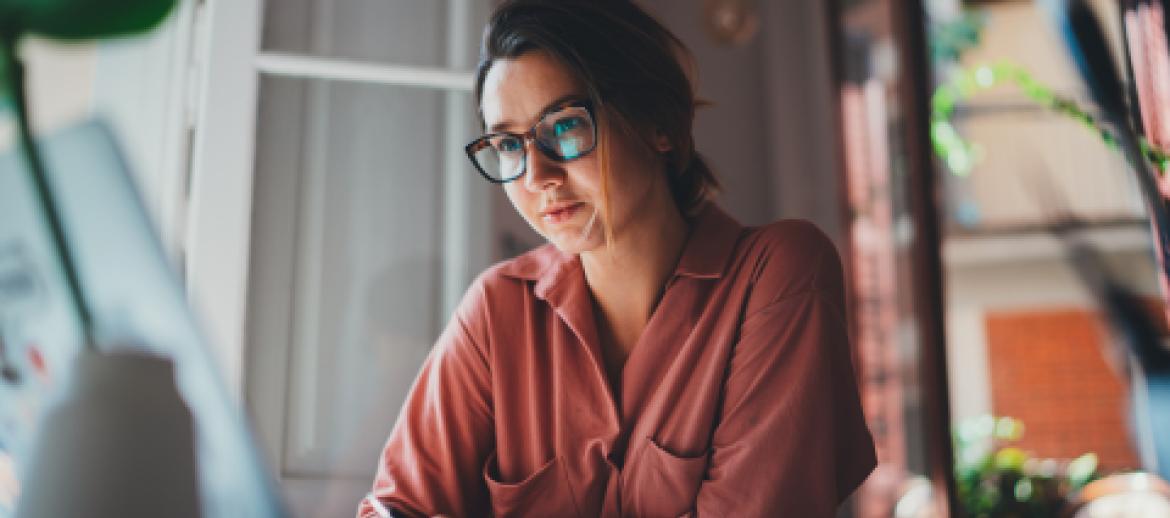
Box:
[639,0,845,237]
[943,226,1160,478]
[944,231,1158,418]
[491,0,847,257]
[985,307,1141,471]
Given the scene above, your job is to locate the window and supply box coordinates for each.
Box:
[190,1,501,514]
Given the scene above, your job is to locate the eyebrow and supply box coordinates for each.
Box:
[487,94,584,134]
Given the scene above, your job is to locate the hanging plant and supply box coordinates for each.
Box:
[953,415,1100,517]
[931,61,1170,178]
[930,10,988,64]
[0,0,178,98]
[0,0,176,40]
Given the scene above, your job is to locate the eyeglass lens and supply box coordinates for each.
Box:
[470,105,595,182]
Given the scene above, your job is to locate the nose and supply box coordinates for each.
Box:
[522,139,564,193]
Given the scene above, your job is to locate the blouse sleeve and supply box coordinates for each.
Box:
[358,282,495,518]
[693,231,877,516]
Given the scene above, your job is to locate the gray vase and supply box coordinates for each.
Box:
[15,349,201,518]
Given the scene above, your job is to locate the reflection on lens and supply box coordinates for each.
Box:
[558,140,581,159]
[469,103,597,182]
[472,140,524,181]
[538,107,595,161]
[472,144,501,180]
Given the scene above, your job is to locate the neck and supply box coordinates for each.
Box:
[580,195,689,325]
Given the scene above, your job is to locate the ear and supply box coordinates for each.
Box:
[652,130,672,153]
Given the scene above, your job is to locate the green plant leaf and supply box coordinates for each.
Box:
[993,447,1029,472]
[0,0,178,40]
[0,51,8,109]
[993,416,1024,441]
[1013,477,1034,501]
[1066,453,1098,488]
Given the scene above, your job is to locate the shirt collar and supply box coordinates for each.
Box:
[496,202,745,291]
[497,245,594,346]
[672,203,744,279]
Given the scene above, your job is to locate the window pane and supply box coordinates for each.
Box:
[262,0,481,70]
[248,76,475,484]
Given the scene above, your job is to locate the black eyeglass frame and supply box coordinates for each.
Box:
[465,98,597,184]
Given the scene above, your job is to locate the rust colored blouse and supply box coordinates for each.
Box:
[360,204,876,518]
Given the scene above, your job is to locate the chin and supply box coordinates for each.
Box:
[544,227,606,255]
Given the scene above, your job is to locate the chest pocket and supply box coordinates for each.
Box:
[620,437,710,518]
[483,452,579,517]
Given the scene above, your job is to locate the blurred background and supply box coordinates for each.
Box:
[3,0,1170,516]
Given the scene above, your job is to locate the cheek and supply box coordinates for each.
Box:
[585,146,655,203]
[563,158,604,196]
[503,184,537,218]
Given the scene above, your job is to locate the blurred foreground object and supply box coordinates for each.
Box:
[0,1,274,517]
[893,476,937,518]
[703,0,758,45]
[1042,0,1170,311]
[1067,472,1170,517]
[0,0,175,42]
[1044,0,1170,481]
[1122,0,1170,199]
[15,351,199,518]
[0,119,288,517]
[953,415,1099,516]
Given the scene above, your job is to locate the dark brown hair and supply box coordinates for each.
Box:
[474,0,720,216]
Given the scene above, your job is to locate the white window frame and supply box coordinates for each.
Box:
[187,0,484,408]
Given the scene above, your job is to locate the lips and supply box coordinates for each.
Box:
[540,202,585,224]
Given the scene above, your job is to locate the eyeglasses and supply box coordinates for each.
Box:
[465,99,597,184]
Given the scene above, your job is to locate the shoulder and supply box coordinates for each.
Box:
[445,244,569,364]
[737,219,845,311]
[476,243,561,294]
[455,244,560,324]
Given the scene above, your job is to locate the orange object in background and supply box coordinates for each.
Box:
[986,308,1142,472]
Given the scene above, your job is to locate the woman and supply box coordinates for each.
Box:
[360,1,876,516]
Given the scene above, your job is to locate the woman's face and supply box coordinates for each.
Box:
[480,51,669,255]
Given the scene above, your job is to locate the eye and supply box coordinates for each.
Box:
[494,135,523,153]
[552,116,586,136]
